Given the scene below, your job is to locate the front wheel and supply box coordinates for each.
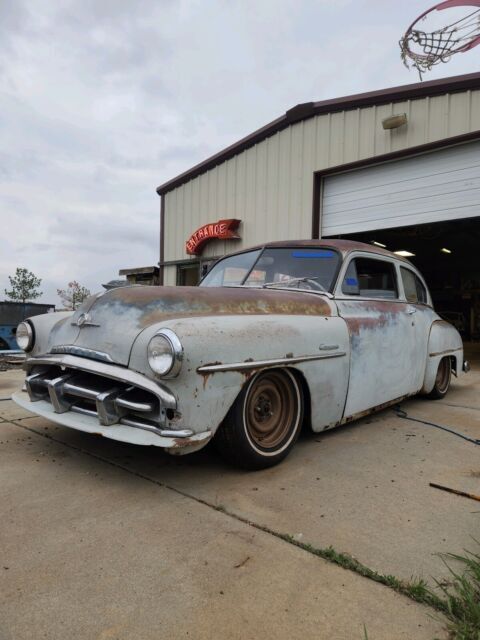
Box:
[215,368,304,470]
[428,357,451,399]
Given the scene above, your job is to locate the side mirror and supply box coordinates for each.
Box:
[201,263,212,278]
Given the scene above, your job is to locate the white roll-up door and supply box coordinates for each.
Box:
[321,140,480,236]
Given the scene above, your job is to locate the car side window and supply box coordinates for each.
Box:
[401,267,428,304]
[342,257,398,299]
[342,260,360,295]
[401,267,418,303]
[415,275,428,304]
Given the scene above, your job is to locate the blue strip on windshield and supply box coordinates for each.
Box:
[291,250,336,259]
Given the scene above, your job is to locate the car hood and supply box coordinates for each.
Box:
[49,285,333,366]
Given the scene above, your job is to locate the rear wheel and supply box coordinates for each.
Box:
[215,368,303,470]
[428,357,451,399]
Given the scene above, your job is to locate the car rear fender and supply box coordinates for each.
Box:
[421,320,463,394]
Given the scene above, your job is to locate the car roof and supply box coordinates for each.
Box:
[234,238,412,264]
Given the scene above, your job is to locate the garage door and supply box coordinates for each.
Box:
[321,140,480,236]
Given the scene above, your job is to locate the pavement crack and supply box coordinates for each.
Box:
[7,417,447,616]
[441,402,480,412]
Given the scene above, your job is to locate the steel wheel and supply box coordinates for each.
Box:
[215,368,304,470]
[428,357,452,399]
[244,370,297,452]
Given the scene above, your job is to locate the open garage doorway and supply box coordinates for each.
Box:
[330,217,480,341]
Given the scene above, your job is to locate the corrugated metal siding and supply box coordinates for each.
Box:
[164,266,177,286]
[163,89,480,262]
[322,140,480,235]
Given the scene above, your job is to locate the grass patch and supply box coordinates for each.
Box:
[279,533,446,612]
[430,547,480,640]
[280,535,480,638]
[283,535,480,640]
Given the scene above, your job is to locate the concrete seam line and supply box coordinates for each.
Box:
[441,402,480,412]
[6,417,446,615]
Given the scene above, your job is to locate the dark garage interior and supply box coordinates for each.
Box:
[336,216,480,341]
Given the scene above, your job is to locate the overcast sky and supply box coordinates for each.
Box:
[1,0,478,304]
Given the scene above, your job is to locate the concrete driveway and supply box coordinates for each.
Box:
[1,347,479,639]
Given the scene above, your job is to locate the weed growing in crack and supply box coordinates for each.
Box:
[281,533,480,640]
[280,534,445,610]
[428,546,480,640]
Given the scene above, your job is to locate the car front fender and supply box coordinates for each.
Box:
[24,311,74,357]
[129,314,349,435]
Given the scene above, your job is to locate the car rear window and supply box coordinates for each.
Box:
[342,258,398,299]
[401,267,428,304]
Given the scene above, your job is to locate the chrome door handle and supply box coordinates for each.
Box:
[406,306,417,315]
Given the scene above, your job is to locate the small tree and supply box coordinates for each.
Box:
[57,281,91,310]
[5,267,42,303]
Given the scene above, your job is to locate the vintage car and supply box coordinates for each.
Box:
[12,240,469,469]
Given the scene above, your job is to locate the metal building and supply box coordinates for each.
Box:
[157,72,480,339]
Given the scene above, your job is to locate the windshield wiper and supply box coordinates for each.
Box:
[262,277,330,294]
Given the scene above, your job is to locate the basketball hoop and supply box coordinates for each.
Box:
[400,0,480,79]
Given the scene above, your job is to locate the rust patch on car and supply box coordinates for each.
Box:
[172,435,210,448]
[339,301,401,336]
[198,362,222,388]
[342,395,410,424]
[344,314,391,335]
[95,285,332,329]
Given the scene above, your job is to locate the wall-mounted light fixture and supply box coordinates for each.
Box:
[382,113,408,130]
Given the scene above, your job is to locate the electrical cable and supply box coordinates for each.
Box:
[394,405,480,446]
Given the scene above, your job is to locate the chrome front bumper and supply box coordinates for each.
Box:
[12,391,211,449]
[13,354,211,449]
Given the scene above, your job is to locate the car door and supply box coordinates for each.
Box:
[335,253,422,419]
[398,265,437,382]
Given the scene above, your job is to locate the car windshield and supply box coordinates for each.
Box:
[200,247,341,291]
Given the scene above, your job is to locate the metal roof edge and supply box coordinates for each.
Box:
[157,71,480,196]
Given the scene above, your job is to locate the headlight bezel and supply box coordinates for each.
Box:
[147,328,183,378]
[16,321,34,352]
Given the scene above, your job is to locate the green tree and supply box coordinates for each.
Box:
[57,281,91,310]
[4,267,42,303]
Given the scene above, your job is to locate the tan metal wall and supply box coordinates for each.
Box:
[163,89,480,285]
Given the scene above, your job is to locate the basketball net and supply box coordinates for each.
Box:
[400,3,480,79]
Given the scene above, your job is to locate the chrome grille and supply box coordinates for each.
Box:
[25,364,190,437]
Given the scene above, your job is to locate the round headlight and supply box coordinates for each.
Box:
[16,321,34,352]
[147,329,183,377]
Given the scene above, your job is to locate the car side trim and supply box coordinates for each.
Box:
[197,351,347,374]
[429,347,463,357]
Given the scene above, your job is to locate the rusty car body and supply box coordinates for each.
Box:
[12,240,469,469]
